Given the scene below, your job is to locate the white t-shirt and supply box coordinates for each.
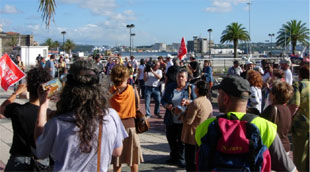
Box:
[284,69,293,85]
[144,69,162,87]
[138,65,145,80]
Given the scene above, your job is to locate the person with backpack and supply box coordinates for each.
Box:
[195,75,297,172]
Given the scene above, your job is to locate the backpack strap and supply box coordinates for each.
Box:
[240,113,257,123]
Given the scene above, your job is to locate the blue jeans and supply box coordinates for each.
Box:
[145,86,161,117]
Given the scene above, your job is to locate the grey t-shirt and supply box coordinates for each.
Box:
[36,108,128,172]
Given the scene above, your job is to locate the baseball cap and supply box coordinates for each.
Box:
[212,76,251,98]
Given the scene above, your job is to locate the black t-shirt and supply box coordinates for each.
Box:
[166,65,179,84]
[4,102,39,156]
[189,61,200,78]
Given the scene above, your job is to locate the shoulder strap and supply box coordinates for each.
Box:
[187,84,192,100]
[240,113,257,123]
[97,119,103,172]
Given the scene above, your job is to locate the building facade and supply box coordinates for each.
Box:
[0,29,34,56]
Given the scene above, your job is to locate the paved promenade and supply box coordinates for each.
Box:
[0,86,217,172]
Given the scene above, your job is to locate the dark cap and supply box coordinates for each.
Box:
[213,76,251,98]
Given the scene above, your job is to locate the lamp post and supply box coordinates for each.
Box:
[207,29,212,58]
[61,31,66,53]
[126,24,135,57]
[247,1,251,56]
[268,33,275,57]
[131,33,135,52]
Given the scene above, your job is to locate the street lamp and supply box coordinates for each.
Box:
[61,31,66,53]
[126,24,135,57]
[131,33,136,52]
[207,29,212,58]
[247,1,251,55]
[268,33,275,57]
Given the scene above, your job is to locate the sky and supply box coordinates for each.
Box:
[0,0,309,46]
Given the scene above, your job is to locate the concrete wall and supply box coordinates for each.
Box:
[19,46,48,66]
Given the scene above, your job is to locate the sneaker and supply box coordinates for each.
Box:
[145,115,151,119]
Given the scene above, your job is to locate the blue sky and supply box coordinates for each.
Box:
[0,0,309,46]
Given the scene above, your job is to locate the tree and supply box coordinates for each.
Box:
[8,36,18,49]
[64,39,75,56]
[220,22,250,58]
[276,20,309,55]
[39,0,56,28]
[53,41,60,52]
[43,38,54,49]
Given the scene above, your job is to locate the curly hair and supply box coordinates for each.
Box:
[56,60,109,153]
[246,70,263,88]
[195,80,209,96]
[27,67,52,99]
[271,80,293,104]
[110,65,129,86]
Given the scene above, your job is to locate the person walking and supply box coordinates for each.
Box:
[34,60,127,171]
[110,65,144,172]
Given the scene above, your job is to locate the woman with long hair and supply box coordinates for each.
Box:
[246,70,263,114]
[34,60,127,171]
[110,65,143,172]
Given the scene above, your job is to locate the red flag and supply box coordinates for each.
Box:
[178,37,187,60]
[0,54,25,91]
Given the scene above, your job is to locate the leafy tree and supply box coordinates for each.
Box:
[53,40,60,51]
[220,22,250,58]
[39,0,56,28]
[8,36,18,48]
[276,20,309,55]
[43,38,54,49]
[64,39,75,55]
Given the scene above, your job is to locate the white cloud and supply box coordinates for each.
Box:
[0,4,19,14]
[205,0,250,13]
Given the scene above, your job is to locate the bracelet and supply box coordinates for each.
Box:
[12,92,17,95]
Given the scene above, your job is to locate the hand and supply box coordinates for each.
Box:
[181,99,190,106]
[15,84,27,95]
[166,104,173,111]
[37,85,50,108]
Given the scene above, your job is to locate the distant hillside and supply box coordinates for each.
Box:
[73,44,95,52]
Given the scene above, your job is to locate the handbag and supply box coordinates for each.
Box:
[135,110,150,134]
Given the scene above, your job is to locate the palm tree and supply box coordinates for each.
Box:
[39,0,56,28]
[43,38,54,49]
[64,39,75,56]
[220,22,250,58]
[276,20,309,55]
[53,41,60,53]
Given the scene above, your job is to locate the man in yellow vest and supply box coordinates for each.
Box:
[195,76,297,172]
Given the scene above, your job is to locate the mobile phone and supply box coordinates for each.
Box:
[42,78,62,98]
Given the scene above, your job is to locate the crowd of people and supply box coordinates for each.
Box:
[0,53,309,172]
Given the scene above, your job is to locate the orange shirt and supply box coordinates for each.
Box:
[109,84,136,119]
